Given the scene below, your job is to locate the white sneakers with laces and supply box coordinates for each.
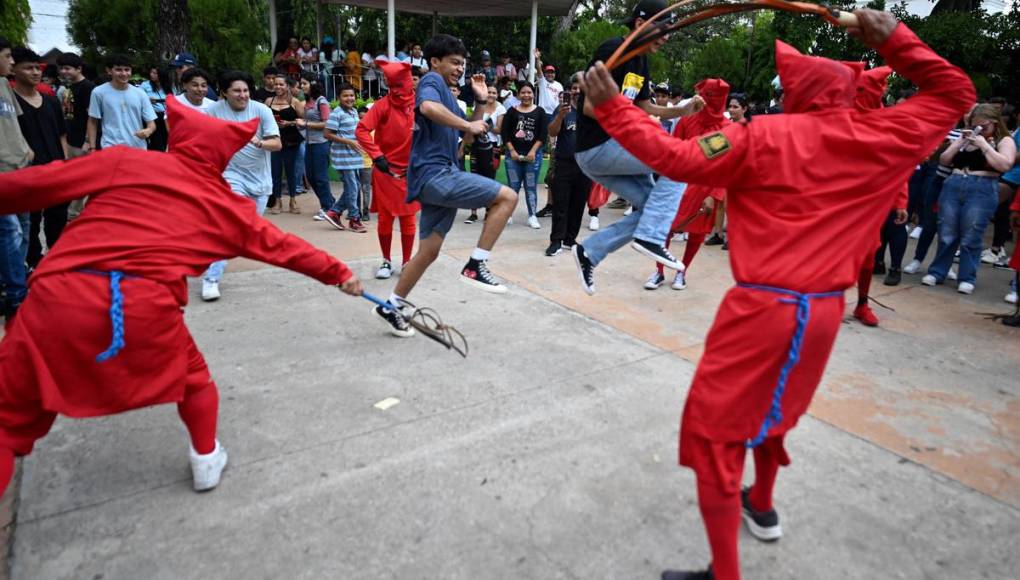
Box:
[376,261,394,279]
[903,259,922,274]
[671,271,687,290]
[189,440,228,492]
[588,216,600,231]
[957,282,975,295]
[527,215,541,229]
[201,280,220,302]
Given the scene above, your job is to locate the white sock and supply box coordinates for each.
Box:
[471,248,491,262]
[388,292,404,306]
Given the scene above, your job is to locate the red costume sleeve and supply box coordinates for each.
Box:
[594,95,752,189]
[1011,188,1020,213]
[0,148,125,214]
[241,216,354,286]
[356,100,386,161]
[894,183,908,209]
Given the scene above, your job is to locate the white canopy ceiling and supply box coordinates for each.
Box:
[318,0,577,17]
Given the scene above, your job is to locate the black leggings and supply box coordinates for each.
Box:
[991,198,1013,249]
[875,210,908,270]
[28,203,70,269]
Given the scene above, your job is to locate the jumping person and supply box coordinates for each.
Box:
[645,78,731,291]
[579,9,973,579]
[571,0,705,295]
[355,59,421,279]
[375,34,518,337]
[0,97,363,497]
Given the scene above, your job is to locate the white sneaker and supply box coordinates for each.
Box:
[313,209,327,221]
[201,280,220,302]
[588,216,600,231]
[375,260,393,279]
[948,267,958,281]
[921,274,937,286]
[623,206,634,216]
[644,271,664,290]
[507,216,513,225]
[903,259,922,274]
[909,226,922,240]
[671,271,687,290]
[1004,291,1018,305]
[527,215,541,229]
[189,440,228,492]
[953,249,960,262]
[980,248,999,264]
[957,282,975,295]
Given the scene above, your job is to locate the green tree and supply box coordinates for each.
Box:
[0,0,32,45]
[549,19,627,79]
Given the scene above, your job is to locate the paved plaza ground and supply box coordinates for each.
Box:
[2,185,1017,579]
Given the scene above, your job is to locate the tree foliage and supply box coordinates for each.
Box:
[0,0,32,45]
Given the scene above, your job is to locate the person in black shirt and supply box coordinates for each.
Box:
[571,0,704,295]
[545,74,592,256]
[11,47,69,268]
[56,53,94,220]
[253,65,279,103]
[501,82,548,229]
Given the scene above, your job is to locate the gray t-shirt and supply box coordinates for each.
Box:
[206,99,280,197]
[0,78,31,172]
[88,82,158,149]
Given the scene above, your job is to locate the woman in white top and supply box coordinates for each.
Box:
[465,84,507,224]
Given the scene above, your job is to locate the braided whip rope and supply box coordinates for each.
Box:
[95,271,126,362]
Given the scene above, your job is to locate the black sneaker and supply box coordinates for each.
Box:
[631,238,683,270]
[661,568,713,580]
[873,261,887,276]
[883,268,902,286]
[460,259,508,294]
[535,205,553,218]
[573,244,596,295]
[464,213,478,224]
[704,233,724,246]
[607,197,629,210]
[545,241,562,257]
[374,304,414,338]
[721,240,729,251]
[741,487,782,541]
[1003,313,1020,327]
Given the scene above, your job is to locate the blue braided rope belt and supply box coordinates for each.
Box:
[79,270,129,362]
[736,283,844,449]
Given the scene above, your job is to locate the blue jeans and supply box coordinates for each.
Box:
[304,142,335,211]
[271,146,301,198]
[926,174,999,285]
[913,163,945,262]
[204,191,269,283]
[294,142,306,193]
[576,138,685,266]
[329,168,361,219]
[504,147,544,217]
[0,214,27,314]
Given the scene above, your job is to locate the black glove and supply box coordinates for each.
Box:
[373,156,391,174]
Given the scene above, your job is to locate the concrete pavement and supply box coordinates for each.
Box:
[6,188,1019,579]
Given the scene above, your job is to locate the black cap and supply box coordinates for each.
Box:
[625,0,674,27]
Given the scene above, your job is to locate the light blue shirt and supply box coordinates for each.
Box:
[88,82,158,149]
[206,99,280,197]
[1003,129,1020,185]
[140,80,167,114]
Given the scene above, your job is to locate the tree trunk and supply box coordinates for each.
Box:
[555,0,583,36]
[157,0,190,63]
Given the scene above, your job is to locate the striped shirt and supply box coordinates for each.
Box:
[326,105,362,170]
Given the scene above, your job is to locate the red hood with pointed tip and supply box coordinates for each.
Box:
[377,59,414,108]
[775,40,864,113]
[854,66,893,111]
[694,78,730,128]
[166,95,259,173]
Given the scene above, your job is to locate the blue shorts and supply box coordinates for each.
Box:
[418,166,502,239]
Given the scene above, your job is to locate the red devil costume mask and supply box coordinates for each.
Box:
[854,65,893,112]
[377,59,414,109]
[775,40,865,113]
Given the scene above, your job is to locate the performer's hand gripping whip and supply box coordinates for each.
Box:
[605,0,861,71]
[363,292,469,358]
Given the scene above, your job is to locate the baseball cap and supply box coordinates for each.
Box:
[655,82,670,92]
[170,52,198,68]
[625,0,676,27]
[481,50,491,59]
[543,65,556,72]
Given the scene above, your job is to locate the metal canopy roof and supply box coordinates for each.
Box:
[318,0,577,17]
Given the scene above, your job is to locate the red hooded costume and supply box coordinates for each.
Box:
[670,78,731,236]
[0,96,353,483]
[593,24,973,580]
[356,59,419,265]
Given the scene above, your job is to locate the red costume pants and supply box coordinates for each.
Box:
[377,210,417,265]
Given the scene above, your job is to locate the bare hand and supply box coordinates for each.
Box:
[700,197,716,213]
[339,276,363,296]
[466,120,488,136]
[968,133,990,150]
[578,62,619,109]
[135,129,152,139]
[684,95,706,115]
[846,9,898,49]
[471,73,488,102]
[26,147,35,163]
[894,208,908,225]
[525,154,536,163]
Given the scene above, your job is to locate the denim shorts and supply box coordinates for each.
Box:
[418,165,502,239]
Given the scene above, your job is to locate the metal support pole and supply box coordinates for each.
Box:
[528,1,538,83]
[387,0,396,59]
[432,10,438,37]
[316,0,323,47]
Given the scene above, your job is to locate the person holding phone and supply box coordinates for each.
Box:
[545,74,591,256]
[922,103,1017,294]
[501,81,548,229]
[465,84,506,224]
